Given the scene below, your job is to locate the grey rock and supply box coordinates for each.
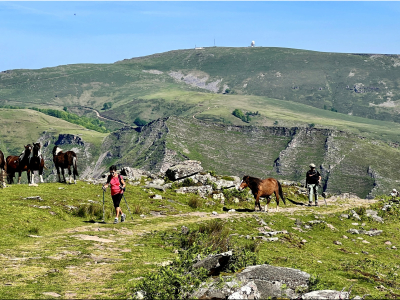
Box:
[347,229,359,234]
[191,278,260,300]
[350,210,361,221]
[364,229,383,236]
[145,184,165,192]
[366,209,378,216]
[166,160,203,181]
[24,196,43,201]
[340,214,349,219]
[301,290,349,299]
[175,185,213,198]
[236,264,310,299]
[193,251,232,276]
[262,237,279,242]
[181,226,189,235]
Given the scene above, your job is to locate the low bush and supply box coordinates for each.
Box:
[188,195,203,209]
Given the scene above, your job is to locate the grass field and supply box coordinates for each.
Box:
[0,178,399,299]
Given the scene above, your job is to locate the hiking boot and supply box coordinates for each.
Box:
[315,202,319,206]
[307,202,312,207]
[113,218,118,224]
[121,214,126,222]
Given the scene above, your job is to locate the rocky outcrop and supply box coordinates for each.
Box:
[193,251,232,276]
[55,134,84,146]
[192,264,311,300]
[301,290,349,299]
[166,160,203,181]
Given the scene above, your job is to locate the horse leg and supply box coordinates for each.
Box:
[67,166,72,184]
[61,168,66,183]
[39,167,44,183]
[31,171,35,184]
[255,193,262,211]
[275,191,280,212]
[265,196,272,212]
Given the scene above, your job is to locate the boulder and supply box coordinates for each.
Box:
[191,279,260,300]
[366,209,384,223]
[193,251,232,276]
[166,160,203,181]
[236,264,310,299]
[301,290,349,299]
[120,167,154,180]
[175,185,213,198]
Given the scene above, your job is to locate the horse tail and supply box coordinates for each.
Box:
[73,156,79,176]
[278,180,286,205]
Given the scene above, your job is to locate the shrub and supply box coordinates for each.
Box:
[188,195,203,209]
[133,117,148,126]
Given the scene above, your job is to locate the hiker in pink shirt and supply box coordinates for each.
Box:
[102,165,126,224]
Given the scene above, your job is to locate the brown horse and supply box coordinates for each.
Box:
[29,142,45,184]
[52,146,78,184]
[6,144,33,184]
[239,175,286,212]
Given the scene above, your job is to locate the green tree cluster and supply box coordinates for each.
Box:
[232,109,254,123]
[31,108,109,133]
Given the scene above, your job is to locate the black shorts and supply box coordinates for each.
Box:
[112,193,123,208]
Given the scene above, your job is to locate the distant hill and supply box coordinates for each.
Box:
[2,47,400,132]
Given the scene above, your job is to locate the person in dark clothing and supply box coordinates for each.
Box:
[306,163,321,206]
[102,165,126,224]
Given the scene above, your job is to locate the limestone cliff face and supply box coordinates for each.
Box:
[114,117,398,198]
[33,117,400,197]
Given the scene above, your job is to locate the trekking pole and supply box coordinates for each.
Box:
[122,193,134,220]
[102,189,106,222]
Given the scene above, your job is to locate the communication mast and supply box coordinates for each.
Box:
[251,41,255,47]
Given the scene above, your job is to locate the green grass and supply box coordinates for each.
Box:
[0,180,399,299]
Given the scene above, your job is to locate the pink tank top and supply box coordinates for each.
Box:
[110,175,123,196]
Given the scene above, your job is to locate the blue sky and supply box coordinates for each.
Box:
[1,1,400,71]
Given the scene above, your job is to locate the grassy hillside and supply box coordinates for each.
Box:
[0,181,399,299]
[2,47,400,132]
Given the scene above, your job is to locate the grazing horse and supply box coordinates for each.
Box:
[6,144,33,184]
[239,175,286,212]
[29,142,45,184]
[52,146,78,184]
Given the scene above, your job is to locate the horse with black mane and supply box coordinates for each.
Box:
[29,142,45,184]
[6,144,33,184]
[52,146,78,184]
[239,175,286,212]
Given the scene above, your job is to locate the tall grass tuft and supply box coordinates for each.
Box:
[188,195,203,209]
[74,203,113,220]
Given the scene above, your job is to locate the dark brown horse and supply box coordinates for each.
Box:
[6,144,32,184]
[29,142,45,184]
[239,175,286,212]
[52,146,78,184]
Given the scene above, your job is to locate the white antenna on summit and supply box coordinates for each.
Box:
[251,41,255,47]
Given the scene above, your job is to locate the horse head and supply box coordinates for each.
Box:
[52,146,62,156]
[33,143,42,157]
[239,175,250,190]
